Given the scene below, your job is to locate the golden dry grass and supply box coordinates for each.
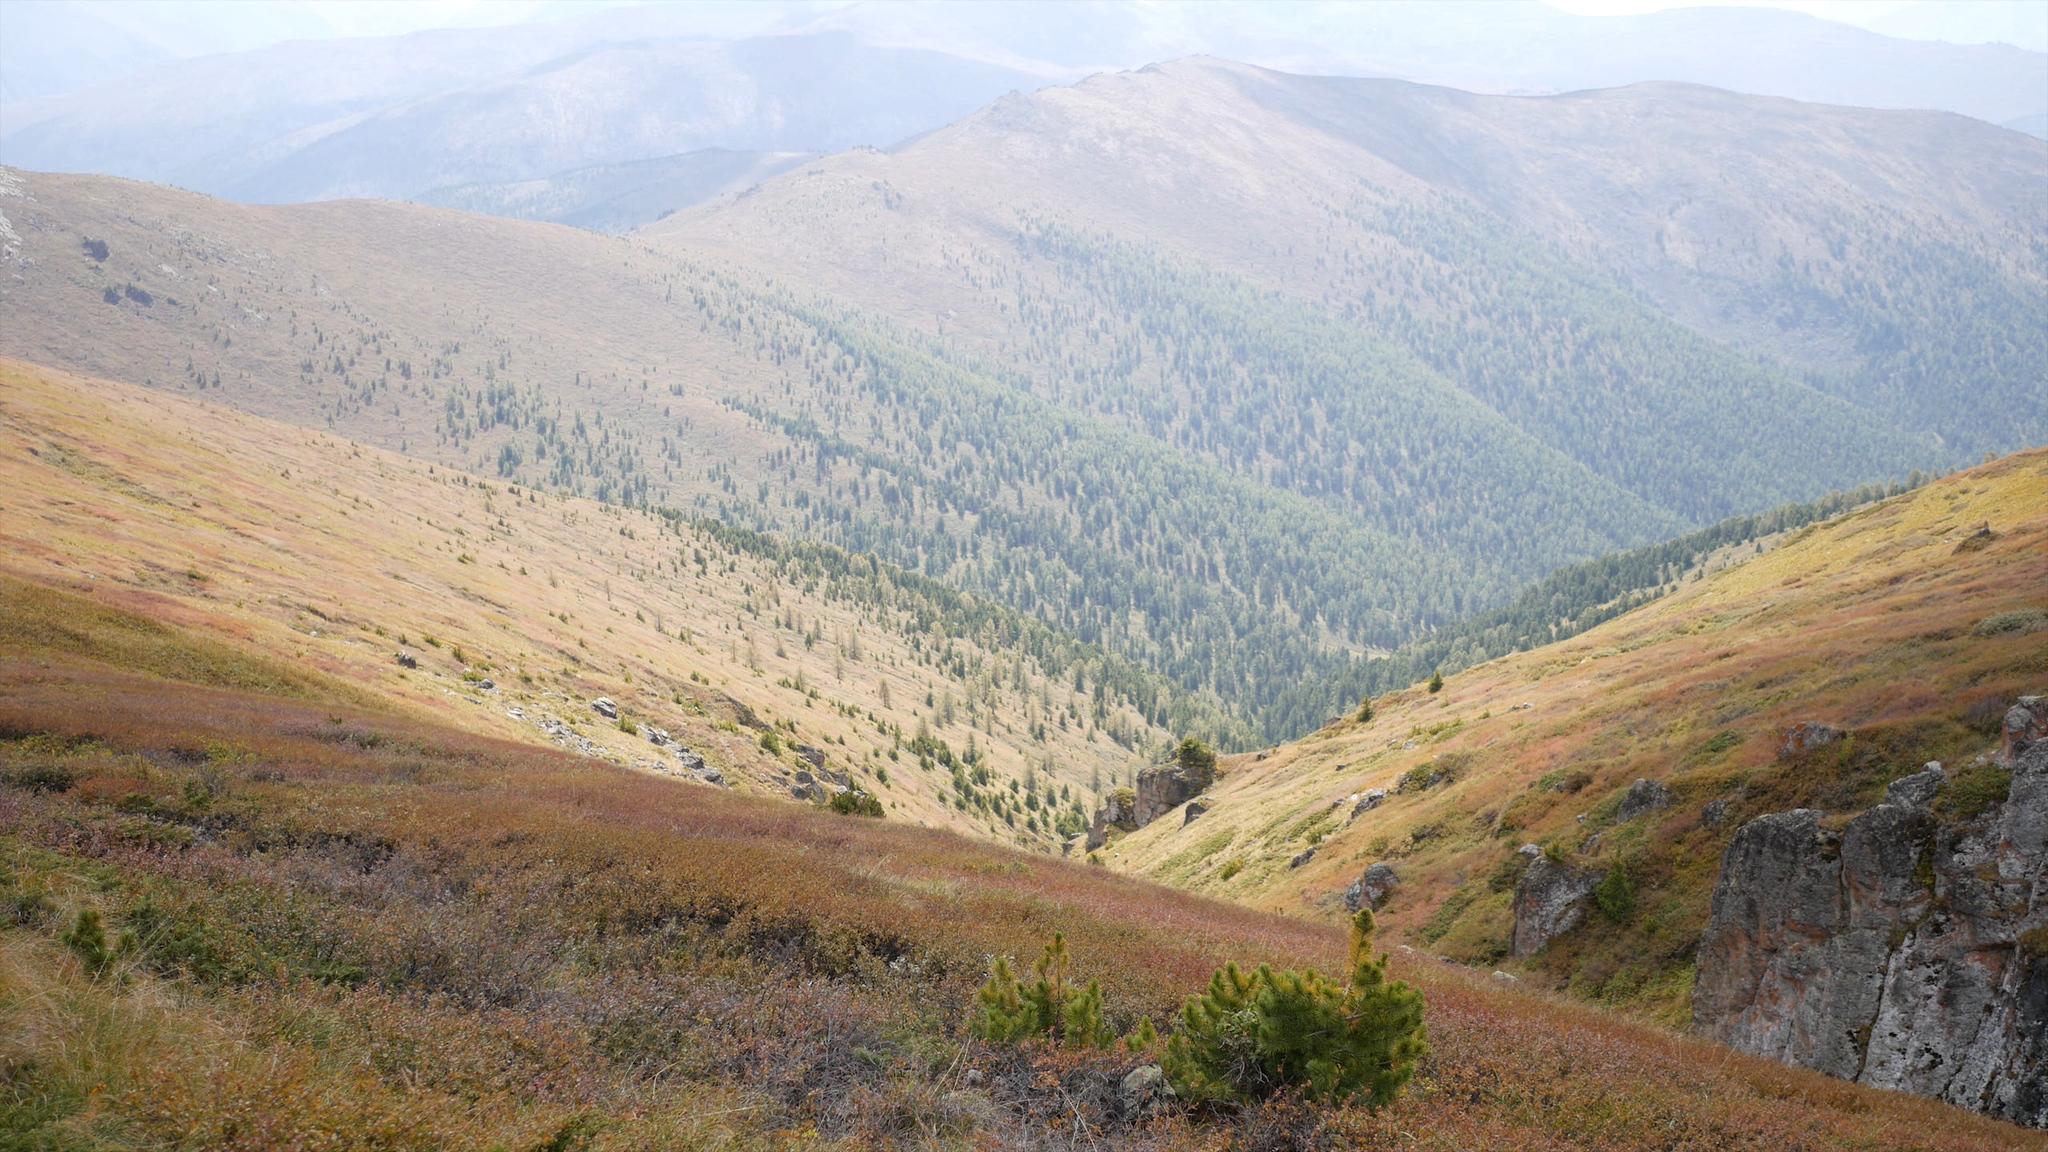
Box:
[0,356,1166,852]
[1,576,2041,1149]
[1111,447,2048,1021]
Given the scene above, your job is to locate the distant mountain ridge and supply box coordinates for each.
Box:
[2,0,2041,221]
[0,27,1045,205]
[3,62,2042,744]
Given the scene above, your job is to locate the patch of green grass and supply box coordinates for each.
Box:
[1933,765,2012,822]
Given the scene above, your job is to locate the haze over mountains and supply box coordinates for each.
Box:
[4,55,2042,744]
[3,0,2043,227]
[4,5,2048,1138]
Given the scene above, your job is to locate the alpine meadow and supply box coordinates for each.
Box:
[1,2,2044,1148]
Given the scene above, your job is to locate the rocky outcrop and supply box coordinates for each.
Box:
[669,747,724,786]
[1775,721,1842,759]
[1086,788,1138,851]
[1692,741,2047,1127]
[1616,778,1673,822]
[1348,789,1388,821]
[1182,799,1210,826]
[1511,845,1606,958]
[1997,696,2046,768]
[1886,761,1944,806]
[1345,862,1400,912]
[1135,762,1204,826]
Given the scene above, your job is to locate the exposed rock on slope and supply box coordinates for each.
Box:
[1693,725,2048,1127]
[1136,760,1207,827]
[1512,846,1608,959]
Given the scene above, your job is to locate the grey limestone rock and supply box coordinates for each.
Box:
[1089,788,1141,848]
[1692,737,2048,1127]
[1998,697,2047,768]
[1885,762,1946,808]
[1350,788,1388,820]
[1345,862,1401,912]
[1119,1064,1176,1115]
[590,697,619,719]
[1775,721,1842,760]
[1136,761,1204,826]
[1511,854,1606,958]
[1616,778,1674,822]
[1289,846,1317,869]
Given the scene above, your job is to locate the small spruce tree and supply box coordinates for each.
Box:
[1356,696,1375,723]
[971,932,1114,1048]
[62,908,132,975]
[1595,857,1636,921]
[1162,909,1426,1107]
[1427,670,1444,694]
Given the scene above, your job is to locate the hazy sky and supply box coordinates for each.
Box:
[1550,1,2046,49]
[47,1,2048,53]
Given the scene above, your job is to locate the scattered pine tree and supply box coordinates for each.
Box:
[1162,909,1426,1107]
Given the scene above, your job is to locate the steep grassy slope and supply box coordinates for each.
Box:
[1107,448,2048,1023]
[648,59,2046,490]
[0,168,1681,736]
[0,357,1208,851]
[1,551,2038,1149]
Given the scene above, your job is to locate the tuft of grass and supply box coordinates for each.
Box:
[1932,765,2013,823]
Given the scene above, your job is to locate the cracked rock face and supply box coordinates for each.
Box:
[1511,854,1606,958]
[1692,741,2047,1127]
[1135,762,1204,826]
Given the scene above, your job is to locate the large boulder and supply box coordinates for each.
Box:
[1616,778,1674,822]
[1692,740,2048,1127]
[1344,862,1401,912]
[590,697,619,719]
[1510,850,1606,958]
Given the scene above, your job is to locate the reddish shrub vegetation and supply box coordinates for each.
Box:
[1,629,2041,1148]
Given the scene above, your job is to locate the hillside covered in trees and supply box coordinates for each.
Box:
[4,63,2041,745]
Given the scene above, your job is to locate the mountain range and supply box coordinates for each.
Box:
[3,0,2043,223]
[4,59,2044,743]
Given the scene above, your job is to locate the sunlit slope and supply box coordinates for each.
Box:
[4,551,2036,1148]
[1107,448,2048,1019]
[0,357,1179,849]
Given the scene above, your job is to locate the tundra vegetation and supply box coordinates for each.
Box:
[1,570,2035,1150]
